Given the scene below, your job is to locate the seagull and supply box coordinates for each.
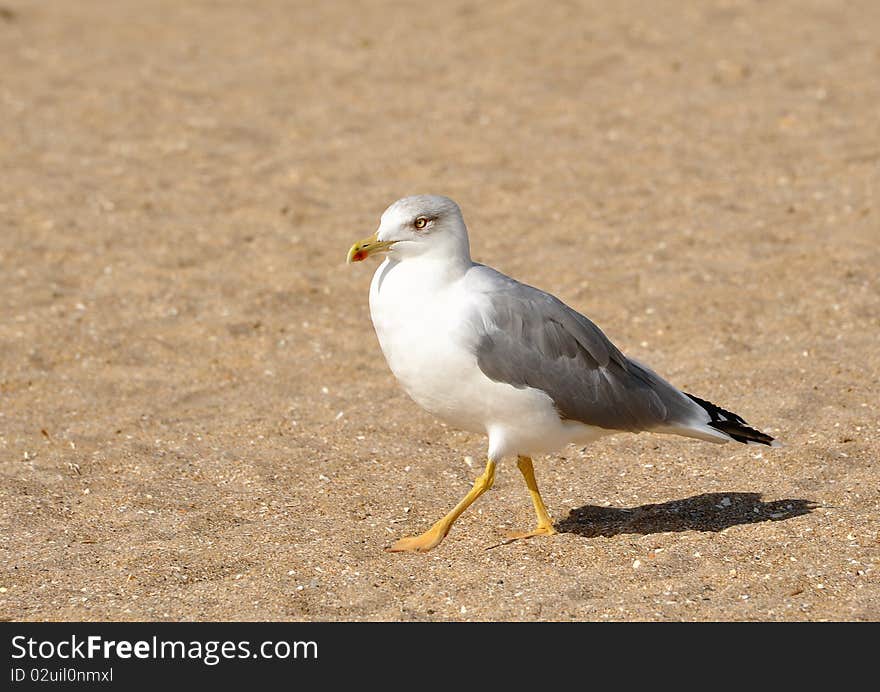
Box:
[347,195,777,553]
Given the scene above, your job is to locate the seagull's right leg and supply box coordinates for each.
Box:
[387,459,496,553]
[506,455,557,541]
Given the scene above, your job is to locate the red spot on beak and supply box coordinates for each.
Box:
[352,251,366,262]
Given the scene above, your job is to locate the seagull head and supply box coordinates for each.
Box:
[347,195,471,265]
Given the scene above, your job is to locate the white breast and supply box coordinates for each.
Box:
[369,258,485,432]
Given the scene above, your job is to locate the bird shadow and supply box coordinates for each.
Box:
[555,492,816,538]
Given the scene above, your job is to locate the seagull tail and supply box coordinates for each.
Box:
[682,392,779,447]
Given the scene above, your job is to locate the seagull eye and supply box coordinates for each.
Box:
[414,216,428,230]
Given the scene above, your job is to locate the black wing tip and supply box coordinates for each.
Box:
[709,420,777,446]
[685,392,777,447]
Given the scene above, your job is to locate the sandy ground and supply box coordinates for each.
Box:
[1,1,878,622]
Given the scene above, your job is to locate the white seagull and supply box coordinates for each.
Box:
[347,195,777,553]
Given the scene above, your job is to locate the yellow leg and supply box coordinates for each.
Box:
[388,459,496,553]
[506,455,557,541]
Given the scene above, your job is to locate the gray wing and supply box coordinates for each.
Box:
[471,277,696,432]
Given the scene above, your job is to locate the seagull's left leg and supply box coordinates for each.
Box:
[507,455,557,541]
[387,459,496,553]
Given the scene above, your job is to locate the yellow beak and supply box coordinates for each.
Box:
[346,232,396,264]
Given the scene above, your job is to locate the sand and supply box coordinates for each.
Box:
[1,0,878,621]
